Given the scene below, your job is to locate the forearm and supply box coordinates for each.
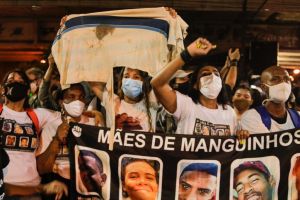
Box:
[224,65,237,90]
[151,55,185,88]
[36,138,60,174]
[5,183,42,196]
[44,64,54,81]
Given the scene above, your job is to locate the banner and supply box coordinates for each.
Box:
[68,123,300,200]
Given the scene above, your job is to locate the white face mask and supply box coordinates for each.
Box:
[199,74,222,99]
[265,82,291,103]
[63,100,85,117]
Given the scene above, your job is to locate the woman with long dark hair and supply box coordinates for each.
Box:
[115,67,158,132]
[151,38,239,136]
[1,69,67,199]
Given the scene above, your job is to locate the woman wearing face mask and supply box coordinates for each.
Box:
[151,37,238,136]
[0,69,68,199]
[114,67,158,132]
[232,85,253,120]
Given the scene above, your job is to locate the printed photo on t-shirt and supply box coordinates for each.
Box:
[2,121,12,133]
[31,138,37,148]
[19,137,29,148]
[14,124,24,134]
[193,118,230,136]
[25,127,34,135]
[5,135,16,146]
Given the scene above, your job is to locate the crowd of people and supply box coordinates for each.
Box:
[0,11,299,200]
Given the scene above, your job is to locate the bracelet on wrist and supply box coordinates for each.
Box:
[180,49,192,63]
[230,61,238,66]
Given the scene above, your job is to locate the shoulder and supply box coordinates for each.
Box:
[176,91,194,104]
[241,108,260,120]
[33,108,61,118]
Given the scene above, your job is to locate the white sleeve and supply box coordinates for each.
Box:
[34,108,61,129]
[36,118,62,155]
[240,109,269,134]
[172,91,191,121]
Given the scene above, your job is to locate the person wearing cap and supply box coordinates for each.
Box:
[36,83,104,187]
[233,161,275,200]
[178,163,218,200]
[151,37,248,136]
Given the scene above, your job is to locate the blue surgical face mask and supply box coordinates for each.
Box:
[121,78,143,99]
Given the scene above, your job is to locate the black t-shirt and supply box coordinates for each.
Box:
[0,147,9,199]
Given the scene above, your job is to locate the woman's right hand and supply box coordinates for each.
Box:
[187,37,214,57]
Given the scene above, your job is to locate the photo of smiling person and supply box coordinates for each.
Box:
[120,156,162,200]
[231,157,279,200]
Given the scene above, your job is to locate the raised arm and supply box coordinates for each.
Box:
[151,37,213,113]
[38,54,60,110]
[220,48,240,90]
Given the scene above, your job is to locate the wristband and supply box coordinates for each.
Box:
[230,59,239,66]
[180,49,192,63]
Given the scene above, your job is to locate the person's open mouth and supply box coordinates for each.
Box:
[244,192,262,200]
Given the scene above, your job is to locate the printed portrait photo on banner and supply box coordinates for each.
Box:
[288,154,300,200]
[75,145,111,200]
[230,156,280,200]
[175,160,221,200]
[119,155,163,200]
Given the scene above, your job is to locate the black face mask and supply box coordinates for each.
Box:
[5,82,29,102]
[174,82,190,95]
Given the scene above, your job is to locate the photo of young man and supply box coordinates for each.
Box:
[176,160,220,200]
[231,157,279,200]
[75,146,110,199]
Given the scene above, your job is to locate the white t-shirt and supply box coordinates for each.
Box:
[103,90,158,132]
[1,105,60,186]
[117,99,157,132]
[240,108,296,134]
[173,92,237,135]
[38,115,95,179]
